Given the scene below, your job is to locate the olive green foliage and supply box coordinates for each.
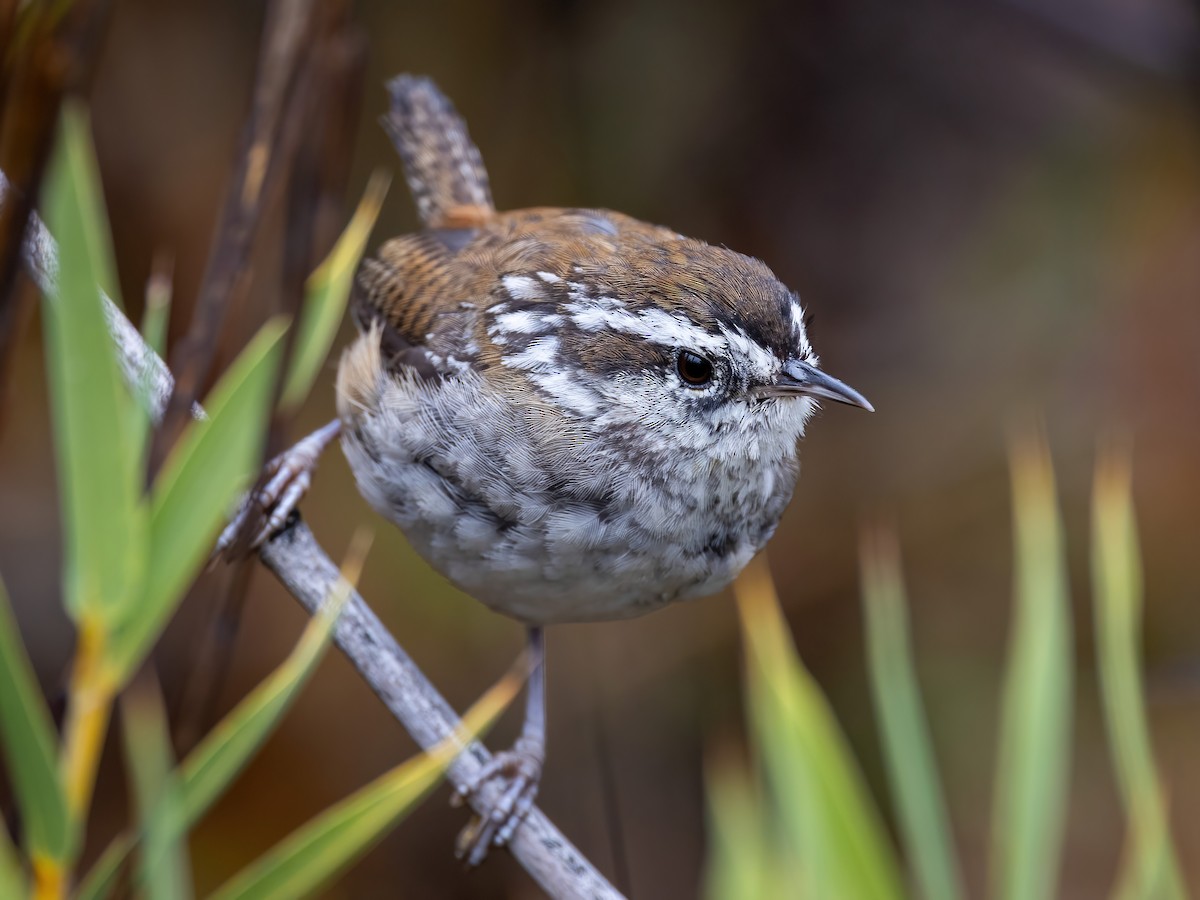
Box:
[0,103,505,899]
[707,435,1186,900]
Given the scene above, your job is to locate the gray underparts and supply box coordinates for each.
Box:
[338,356,803,625]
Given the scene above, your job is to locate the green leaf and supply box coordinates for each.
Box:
[41,101,144,625]
[0,574,68,860]
[140,260,172,359]
[703,757,790,900]
[735,554,904,900]
[209,656,525,900]
[279,170,389,412]
[990,432,1073,900]
[107,316,287,682]
[72,533,370,900]
[0,802,27,899]
[119,676,192,900]
[75,832,134,900]
[1092,447,1185,900]
[861,528,964,900]
[178,530,368,827]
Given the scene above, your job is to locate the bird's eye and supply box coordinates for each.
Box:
[677,350,714,386]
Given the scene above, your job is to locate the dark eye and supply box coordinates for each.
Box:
[677,350,714,386]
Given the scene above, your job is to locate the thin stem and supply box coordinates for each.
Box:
[31,855,65,900]
[32,620,116,899]
[58,620,116,873]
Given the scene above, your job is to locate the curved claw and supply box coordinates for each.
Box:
[454,745,543,866]
[214,420,340,560]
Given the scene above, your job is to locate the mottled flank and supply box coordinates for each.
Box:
[342,76,838,624]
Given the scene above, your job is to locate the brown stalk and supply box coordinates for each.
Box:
[153,0,319,468]
[171,0,366,753]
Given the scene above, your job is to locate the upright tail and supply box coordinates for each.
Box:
[382,75,495,230]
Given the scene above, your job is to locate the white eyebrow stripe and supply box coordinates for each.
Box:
[565,299,725,355]
[564,296,783,381]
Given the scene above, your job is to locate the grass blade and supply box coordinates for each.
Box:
[703,755,787,900]
[140,257,172,358]
[72,531,371,899]
[119,676,192,900]
[0,574,68,862]
[0,815,25,900]
[209,656,527,900]
[735,554,904,900]
[178,529,370,827]
[41,101,144,625]
[1092,445,1186,900]
[989,431,1073,900]
[278,170,389,412]
[107,317,287,682]
[861,528,964,900]
[74,833,134,900]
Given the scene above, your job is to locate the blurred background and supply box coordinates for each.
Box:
[1,0,1199,896]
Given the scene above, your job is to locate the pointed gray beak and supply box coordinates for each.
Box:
[760,359,874,411]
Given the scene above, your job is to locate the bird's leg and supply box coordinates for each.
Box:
[216,418,342,557]
[456,626,546,866]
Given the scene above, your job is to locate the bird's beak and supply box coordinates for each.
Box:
[760,359,874,411]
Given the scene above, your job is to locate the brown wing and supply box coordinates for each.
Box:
[351,206,686,382]
[350,228,479,378]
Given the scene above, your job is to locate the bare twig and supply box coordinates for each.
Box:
[172,0,367,754]
[0,169,195,422]
[158,0,319,445]
[7,179,623,900]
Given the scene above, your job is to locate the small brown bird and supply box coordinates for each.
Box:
[222,74,871,863]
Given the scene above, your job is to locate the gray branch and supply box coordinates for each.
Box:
[7,174,623,900]
[4,170,203,422]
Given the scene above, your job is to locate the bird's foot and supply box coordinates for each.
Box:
[215,421,339,559]
[453,739,543,866]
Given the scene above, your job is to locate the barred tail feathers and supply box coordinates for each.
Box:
[383,75,494,229]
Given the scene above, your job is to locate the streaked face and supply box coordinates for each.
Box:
[488,242,824,455]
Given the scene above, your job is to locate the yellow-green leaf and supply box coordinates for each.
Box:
[74,832,134,900]
[1093,446,1185,900]
[704,756,790,900]
[179,529,369,826]
[990,431,1073,900]
[209,655,525,900]
[0,812,26,899]
[73,532,370,899]
[279,170,389,412]
[735,554,904,900]
[107,317,287,682]
[0,574,68,860]
[862,528,964,900]
[119,676,192,900]
[41,101,145,624]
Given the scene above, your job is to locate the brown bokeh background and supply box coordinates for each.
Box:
[2,0,1199,897]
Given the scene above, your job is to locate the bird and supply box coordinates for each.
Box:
[220,73,872,865]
